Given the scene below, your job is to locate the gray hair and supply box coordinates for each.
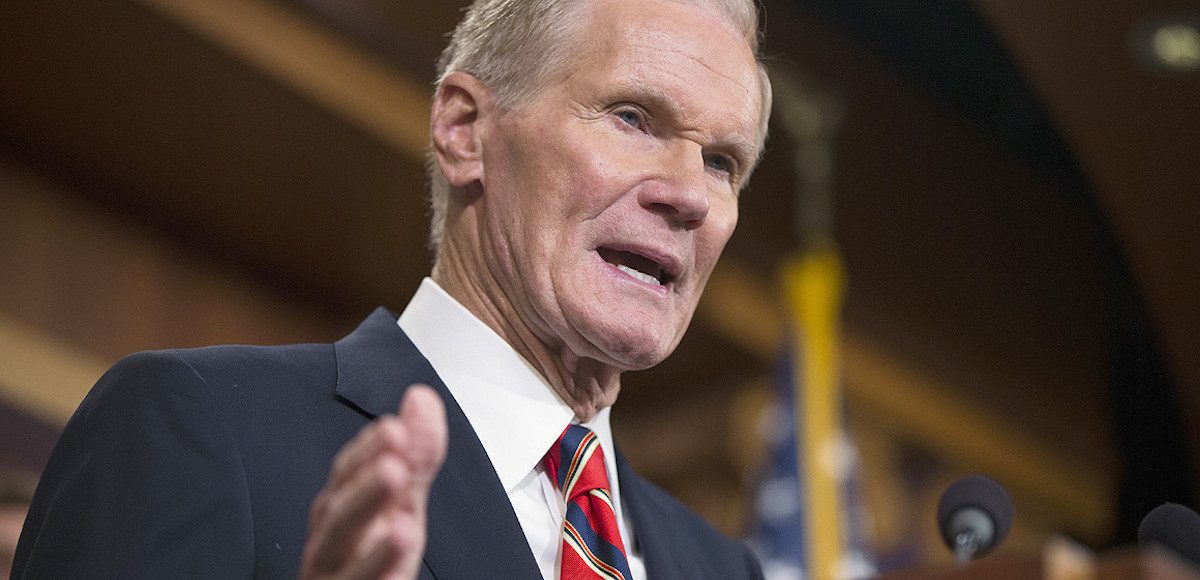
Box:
[427,0,771,255]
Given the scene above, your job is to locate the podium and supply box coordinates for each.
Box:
[879,543,1200,579]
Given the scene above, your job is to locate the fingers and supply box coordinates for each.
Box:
[300,385,449,580]
[344,510,426,580]
[345,525,403,580]
[327,417,403,491]
[306,454,407,574]
[326,386,447,491]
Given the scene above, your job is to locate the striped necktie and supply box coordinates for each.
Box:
[544,424,634,580]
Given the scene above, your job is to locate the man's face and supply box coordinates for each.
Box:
[475,0,762,370]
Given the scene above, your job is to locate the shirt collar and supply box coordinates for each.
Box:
[397,278,621,494]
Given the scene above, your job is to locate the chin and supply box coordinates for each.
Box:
[554,277,693,370]
[581,319,682,371]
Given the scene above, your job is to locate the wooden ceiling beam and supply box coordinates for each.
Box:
[0,314,108,425]
[137,0,431,159]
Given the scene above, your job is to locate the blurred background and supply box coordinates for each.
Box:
[1,0,1197,577]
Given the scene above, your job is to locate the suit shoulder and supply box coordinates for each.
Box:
[153,340,333,374]
[625,472,763,578]
[106,341,332,375]
[17,349,260,578]
[75,342,336,427]
[119,341,333,388]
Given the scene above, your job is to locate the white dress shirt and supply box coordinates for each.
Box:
[398,278,647,580]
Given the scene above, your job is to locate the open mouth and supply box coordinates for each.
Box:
[597,247,674,286]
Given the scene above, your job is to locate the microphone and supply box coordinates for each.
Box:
[1138,502,1200,567]
[936,475,1014,565]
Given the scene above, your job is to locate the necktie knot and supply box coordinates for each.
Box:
[544,424,609,500]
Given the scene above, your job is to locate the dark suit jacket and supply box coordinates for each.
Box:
[13,308,763,579]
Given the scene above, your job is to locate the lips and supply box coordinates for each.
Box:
[596,246,679,286]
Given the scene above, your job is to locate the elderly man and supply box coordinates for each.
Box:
[13,0,770,577]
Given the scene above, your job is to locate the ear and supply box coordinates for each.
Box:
[430,72,490,187]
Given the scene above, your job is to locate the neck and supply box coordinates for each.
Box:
[432,238,621,422]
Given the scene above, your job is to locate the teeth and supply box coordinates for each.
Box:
[616,264,661,285]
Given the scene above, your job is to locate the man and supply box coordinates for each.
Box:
[13,0,771,577]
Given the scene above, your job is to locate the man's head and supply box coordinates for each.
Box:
[428,0,770,375]
[429,0,770,252]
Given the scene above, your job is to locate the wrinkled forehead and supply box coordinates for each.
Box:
[590,0,768,147]
[659,0,762,51]
[578,0,768,152]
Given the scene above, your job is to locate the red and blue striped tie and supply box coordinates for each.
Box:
[544,424,634,580]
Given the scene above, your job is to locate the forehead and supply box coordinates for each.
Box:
[569,0,763,147]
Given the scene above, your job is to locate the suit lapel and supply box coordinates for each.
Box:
[334,307,542,579]
[617,449,691,579]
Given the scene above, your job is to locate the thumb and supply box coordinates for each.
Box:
[398,384,448,482]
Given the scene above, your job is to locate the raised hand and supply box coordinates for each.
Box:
[300,385,448,579]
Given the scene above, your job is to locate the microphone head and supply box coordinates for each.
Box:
[1139,502,1200,566]
[936,475,1014,558]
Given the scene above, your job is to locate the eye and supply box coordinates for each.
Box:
[703,153,735,175]
[614,108,646,130]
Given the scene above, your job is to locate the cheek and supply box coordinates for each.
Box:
[537,164,627,253]
[700,201,738,263]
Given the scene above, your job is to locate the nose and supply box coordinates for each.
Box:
[636,143,710,228]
